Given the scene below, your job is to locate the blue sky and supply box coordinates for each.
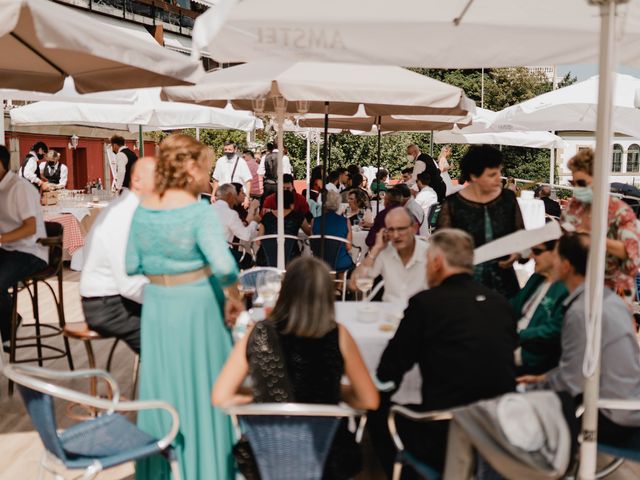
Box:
[557,64,640,80]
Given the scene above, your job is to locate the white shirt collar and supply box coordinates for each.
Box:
[389,238,426,269]
[118,146,127,153]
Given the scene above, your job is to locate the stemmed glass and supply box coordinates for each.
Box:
[354,267,375,318]
[255,271,282,310]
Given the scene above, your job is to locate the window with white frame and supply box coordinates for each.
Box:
[612,144,623,172]
[627,144,640,173]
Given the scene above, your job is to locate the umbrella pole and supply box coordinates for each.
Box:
[138,125,145,156]
[306,129,311,202]
[429,130,434,157]
[376,116,382,214]
[320,101,329,259]
[327,133,332,173]
[316,137,321,166]
[195,127,201,142]
[0,98,5,146]
[549,131,556,185]
[276,105,286,270]
[579,2,617,479]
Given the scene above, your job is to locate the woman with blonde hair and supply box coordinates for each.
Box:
[562,147,640,302]
[213,256,379,479]
[126,134,242,480]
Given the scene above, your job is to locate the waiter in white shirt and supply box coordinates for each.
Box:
[39,151,68,190]
[110,135,138,192]
[0,145,49,348]
[19,141,49,191]
[79,156,156,353]
[212,141,252,200]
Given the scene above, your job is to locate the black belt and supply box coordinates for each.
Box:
[82,294,121,302]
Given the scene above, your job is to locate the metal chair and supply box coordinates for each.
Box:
[426,203,442,234]
[225,403,363,480]
[388,405,451,480]
[251,234,302,268]
[308,235,361,301]
[8,222,74,393]
[3,363,180,480]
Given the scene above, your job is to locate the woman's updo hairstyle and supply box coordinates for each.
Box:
[156,134,210,197]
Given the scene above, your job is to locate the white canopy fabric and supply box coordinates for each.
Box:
[191,0,640,68]
[297,104,472,132]
[0,0,203,93]
[0,78,136,104]
[10,88,262,132]
[161,60,475,116]
[434,131,565,149]
[490,73,640,138]
[434,107,565,148]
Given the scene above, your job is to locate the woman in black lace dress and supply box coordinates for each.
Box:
[436,145,524,298]
[213,257,379,479]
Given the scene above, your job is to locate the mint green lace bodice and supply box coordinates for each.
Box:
[126,201,238,287]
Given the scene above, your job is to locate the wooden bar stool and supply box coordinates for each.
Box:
[8,222,74,394]
[63,322,121,419]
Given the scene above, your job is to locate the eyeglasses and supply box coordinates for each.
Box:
[530,247,547,256]
[384,225,413,235]
[569,179,588,187]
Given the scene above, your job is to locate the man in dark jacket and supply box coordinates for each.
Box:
[407,143,446,202]
[371,229,517,477]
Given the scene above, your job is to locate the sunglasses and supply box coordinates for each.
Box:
[531,247,549,256]
[569,179,588,187]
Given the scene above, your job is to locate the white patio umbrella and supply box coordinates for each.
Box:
[0,0,203,93]
[9,88,262,133]
[490,74,640,138]
[196,2,635,478]
[162,60,474,269]
[191,0,640,68]
[434,108,565,148]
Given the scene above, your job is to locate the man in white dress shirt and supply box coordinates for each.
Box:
[0,145,49,348]
[257,142,292,201]
[79,156,156,353]
[39,151,68,190]
[19,141,49,191]
[212,183,260,244]
[350,207,428,307]
[415,172,439,229]
[212,141,252,199]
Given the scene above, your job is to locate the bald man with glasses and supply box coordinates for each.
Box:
[350,207,428,306]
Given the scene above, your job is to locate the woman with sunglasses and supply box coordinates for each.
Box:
[436,145,524,298]
[562,148,640,304]
[510,239,568,375]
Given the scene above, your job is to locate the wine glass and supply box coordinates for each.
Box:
[354,267,376,319]
[256,271,282,309]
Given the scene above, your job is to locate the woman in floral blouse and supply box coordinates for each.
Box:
[561,148,640,303]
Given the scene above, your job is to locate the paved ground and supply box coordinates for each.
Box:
[1,267,639,479]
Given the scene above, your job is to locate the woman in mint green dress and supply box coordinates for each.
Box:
[126,135,241,480]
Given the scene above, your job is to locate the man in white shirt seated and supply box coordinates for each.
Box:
[212,141,252,200]
[415,171,439,224]
[0,145,49,349]
[39,151,68,190]
[396,183,427,236]
[350,207,428,307]
[326,170,341,193]
[212,183,260,245]
[79,157,156,353]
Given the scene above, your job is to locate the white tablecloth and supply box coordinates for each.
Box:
[517,198,546,230]
[336,301,421,404]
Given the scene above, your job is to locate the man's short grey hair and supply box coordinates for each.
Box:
[385,207,415,226]
[325,191,342,212]
[215,183,236,199]
[429,228,474,271]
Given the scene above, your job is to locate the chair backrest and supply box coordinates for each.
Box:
[40,221,64,271]
[239,267,284,290]
[426,203,442,230]
[308,235,350,272]
[4,366,68,461]
[226,403,356,480]
[253,235,299,268]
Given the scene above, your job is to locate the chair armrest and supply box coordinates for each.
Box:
[4,364,179,451]
[598,399,640,411]
[387,405,454,451]
[6,365,121,405]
